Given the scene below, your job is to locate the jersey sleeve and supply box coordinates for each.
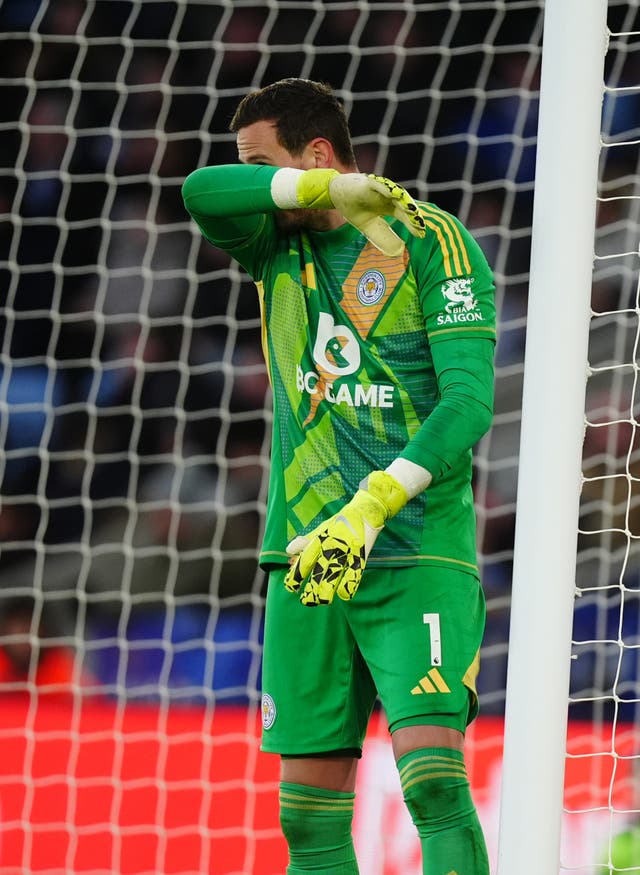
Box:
[399,335,494,479]
[398,204,496,479]
[181,163,282,278]
[411,202,496,343]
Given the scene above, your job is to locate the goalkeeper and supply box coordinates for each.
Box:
[182,78,495,875]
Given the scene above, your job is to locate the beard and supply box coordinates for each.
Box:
[274,208,335,233]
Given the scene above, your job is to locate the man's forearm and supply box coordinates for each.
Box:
[182,164,280,218]
[400,337,495,481]
[182,165,426,257]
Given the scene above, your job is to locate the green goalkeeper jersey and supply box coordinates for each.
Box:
[182,164,496,572]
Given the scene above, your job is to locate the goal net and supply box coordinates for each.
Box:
[567,6,640,873]
[0,1,636,873]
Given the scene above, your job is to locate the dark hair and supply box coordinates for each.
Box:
[229,78,357,168]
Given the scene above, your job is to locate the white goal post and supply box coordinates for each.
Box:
[499,2,640,874]
[497,1,609,873]
[0,2,639,874]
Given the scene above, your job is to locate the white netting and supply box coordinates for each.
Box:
[564,7,640,874]
[0,1,636,873]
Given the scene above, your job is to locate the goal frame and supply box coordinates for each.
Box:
[496,1,609,872]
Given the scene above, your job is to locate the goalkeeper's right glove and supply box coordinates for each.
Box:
[284,470,409,605]
[273,168,426,257]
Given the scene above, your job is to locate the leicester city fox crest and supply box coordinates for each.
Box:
[356,269,386,306]
[261,693,276,729]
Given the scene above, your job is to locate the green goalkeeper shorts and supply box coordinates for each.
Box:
[260,564,486,756]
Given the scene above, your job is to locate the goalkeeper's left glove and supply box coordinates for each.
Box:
[271,168,426,257]
[284,470,409,606]
[328,172,426,257]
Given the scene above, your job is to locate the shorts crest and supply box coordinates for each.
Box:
[261,692,277,730]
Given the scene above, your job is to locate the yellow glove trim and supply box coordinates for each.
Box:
[363,470,409,519]
[296,168,340,209]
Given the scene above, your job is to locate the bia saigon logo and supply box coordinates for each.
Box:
[437,276,485,326]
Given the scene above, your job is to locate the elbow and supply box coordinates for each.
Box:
[181,166,220,217]
[465,392,493,443]
[181,168,204,213]
[474,399,493,442]
[441,389,493,444]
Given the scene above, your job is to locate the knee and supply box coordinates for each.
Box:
[278,783,359,873]
[279,782,355,849]
[280,800,317,848]
[399,748,475,834]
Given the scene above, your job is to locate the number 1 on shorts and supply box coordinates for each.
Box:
[423,612,442,666]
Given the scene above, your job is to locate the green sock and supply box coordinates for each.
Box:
[398,747,490,875]
[279,782,359,874]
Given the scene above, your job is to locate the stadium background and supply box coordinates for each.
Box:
[0,1,638,873]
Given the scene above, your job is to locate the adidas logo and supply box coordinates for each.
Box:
[411,668,451,695]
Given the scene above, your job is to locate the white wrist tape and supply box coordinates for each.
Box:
[270,168,305,209]
[385,458,432,499]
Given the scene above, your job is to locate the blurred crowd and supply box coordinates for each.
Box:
[0,0,638,718]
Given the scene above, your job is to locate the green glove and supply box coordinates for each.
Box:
[284,471,409,606]
[296,170,426,257]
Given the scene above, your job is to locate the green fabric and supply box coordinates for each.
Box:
[260,566,483,757]
[182,165,496,573]
[400,337,494,479]
[182,163,279,216]
[279,782,359,874]
[181,163,278,246]
[398,747,490,875]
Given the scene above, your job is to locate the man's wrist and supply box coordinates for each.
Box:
[362,470,410,519]
[271,167,339,210]
[270,167,304,208]
[384,458,432,500]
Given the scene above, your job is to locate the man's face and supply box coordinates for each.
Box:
[236,119,305,169]
[236,120,332,231]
